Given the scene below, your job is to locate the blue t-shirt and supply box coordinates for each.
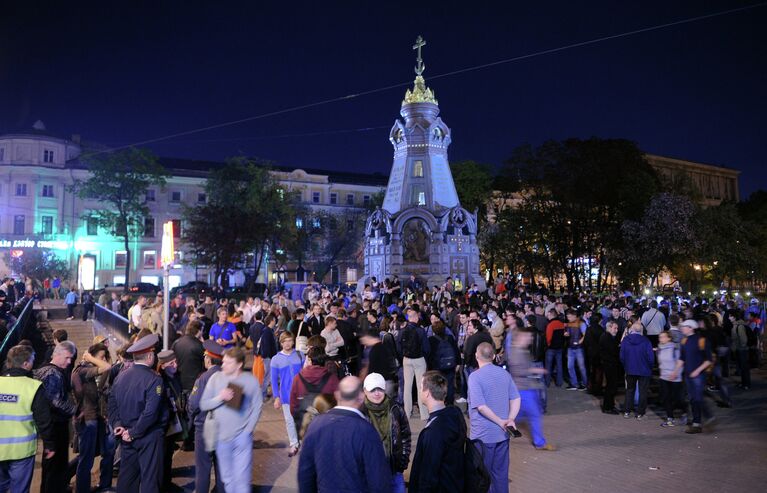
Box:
[209,322,237,349]
[468,363,520,443]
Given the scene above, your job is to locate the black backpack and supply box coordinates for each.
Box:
[744,324,758,347]
[294,372,331,433]
[435,335,457,370]
[401,327,423,359]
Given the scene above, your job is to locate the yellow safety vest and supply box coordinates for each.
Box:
[0,376,42,460]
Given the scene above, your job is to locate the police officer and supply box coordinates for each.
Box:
[158,349,186,492]
[187,339,226,493]
[0,345,55,492]
[108,334,168,493]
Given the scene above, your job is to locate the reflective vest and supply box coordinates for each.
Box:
[0,376,42,460]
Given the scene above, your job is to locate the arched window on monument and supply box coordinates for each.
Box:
[413,160,423,177]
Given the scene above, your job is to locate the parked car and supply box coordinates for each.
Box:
[170,281,210,298]
[129,282,160,294]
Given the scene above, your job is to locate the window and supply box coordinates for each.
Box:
[363,195,371,206]
[197,192,206,203]
[41,216,53,235]
[346,193,354,205]
[145,189,156,202]
[87,217,98,235]
[411,187,426,206]
[346,268,358,282]
[143,250,157,269]
[114,251,127,269]
[173,251,183,266]
[312,191,321,204]
[170,191,182,203]
[13,215,24,235]
[312,217,321,228]
[144,217,155,237]
[113,275,126,286]
[347,219,355,230]
[15,184,27,196]
[0,147,4,161]
[330,193,338,205]
[42,185,54,197]
[418,191,426,205]
[295,218,303,229]
[43,150,54,163]
[413,160,424,177]
[171,219,181,238]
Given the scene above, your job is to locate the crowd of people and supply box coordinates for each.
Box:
[0,273,764,493]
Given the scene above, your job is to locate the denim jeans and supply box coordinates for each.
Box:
[76,419,115,493]
[567,347,587,387]
[685,373,710,425]
[392,471,405,493]
[215,431,253,493]
[544,349,563,387]
[281,404,299,448]
[517,389,546,448]
[0,455,35,493]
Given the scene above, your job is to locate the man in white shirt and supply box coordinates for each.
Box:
[320,316,345,358]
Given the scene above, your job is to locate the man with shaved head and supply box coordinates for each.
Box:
[298,376,391,492]
[468,342,521,493]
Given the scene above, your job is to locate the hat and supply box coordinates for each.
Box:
[93,335,107,345]
[203,339,224,359]
[680,319,698,329]
[363,373,386,392]
[127,334,159,354]
[158,350,176,364]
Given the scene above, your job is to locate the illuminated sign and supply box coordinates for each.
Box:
[161,221,175,267]
[0,239,70,250]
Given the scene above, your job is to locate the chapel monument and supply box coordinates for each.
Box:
[360,36,486,292]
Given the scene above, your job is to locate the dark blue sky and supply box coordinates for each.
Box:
[2,1,765,198]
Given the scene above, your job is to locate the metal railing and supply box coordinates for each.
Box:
[94,304,130,340]
[0,298,37,364]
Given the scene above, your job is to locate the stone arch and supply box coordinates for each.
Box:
[392,207,439,235]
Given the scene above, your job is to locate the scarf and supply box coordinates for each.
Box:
[365,397,392,458]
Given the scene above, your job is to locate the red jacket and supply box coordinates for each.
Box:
[546,319,565,346]
[289,365,339,416]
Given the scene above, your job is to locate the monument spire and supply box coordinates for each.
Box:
[403,35,437,106]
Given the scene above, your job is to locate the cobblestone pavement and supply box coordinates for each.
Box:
[30,361,767,492]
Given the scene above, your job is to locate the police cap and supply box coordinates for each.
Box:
[127,333,159,355]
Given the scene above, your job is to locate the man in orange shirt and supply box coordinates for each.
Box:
[544,309,566,387]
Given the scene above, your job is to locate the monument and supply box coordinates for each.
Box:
[360,36,486,292]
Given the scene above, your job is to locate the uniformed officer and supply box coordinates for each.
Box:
[187,339,225,493]
[0,345,55,492]
[108,334,168,493]
[158,349,186,492]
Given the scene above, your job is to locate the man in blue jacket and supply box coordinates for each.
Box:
[619,323,654,420]
[298,376,390,493]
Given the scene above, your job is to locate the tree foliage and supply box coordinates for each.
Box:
[71,148,168,287]
[450,160,494,218]
[182,158,300,287]
[4,250,69,283]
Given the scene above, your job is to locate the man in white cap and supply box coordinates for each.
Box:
[670,320,713,434]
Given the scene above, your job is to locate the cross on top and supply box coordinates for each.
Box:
[413,35,426,75]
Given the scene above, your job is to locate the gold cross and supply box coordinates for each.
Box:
[413,35,426,75]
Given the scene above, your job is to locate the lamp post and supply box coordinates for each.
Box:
[161,221,175,350]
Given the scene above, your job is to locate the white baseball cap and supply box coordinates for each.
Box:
[363,373,386,392]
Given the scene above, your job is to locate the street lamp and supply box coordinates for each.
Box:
[161,221,175,350]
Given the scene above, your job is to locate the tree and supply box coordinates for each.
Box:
[620,193,699,289]
[4,250,69,284]
[71,148,168,288]
[500,138,659,291]
[311,210,368,283]
[182,158,299,287]
[450,160,494,218]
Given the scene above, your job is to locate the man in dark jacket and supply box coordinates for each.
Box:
[619,323,654,419]
[599,321,621,414]
[297,376,391,492]
[409,370,465,492]
[584,313,605,395]
[35,340,77,493]
[171,320,205,451]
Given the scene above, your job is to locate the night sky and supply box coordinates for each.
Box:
[2,1,765,198]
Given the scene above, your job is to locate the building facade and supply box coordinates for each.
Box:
[0,123,386,290]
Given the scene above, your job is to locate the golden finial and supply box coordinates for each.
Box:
[402,35,438,106]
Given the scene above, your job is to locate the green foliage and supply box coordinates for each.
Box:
[4,250,69,282]
[183,158,300,286]
[450,160,494,216]
[70,148,168,287]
